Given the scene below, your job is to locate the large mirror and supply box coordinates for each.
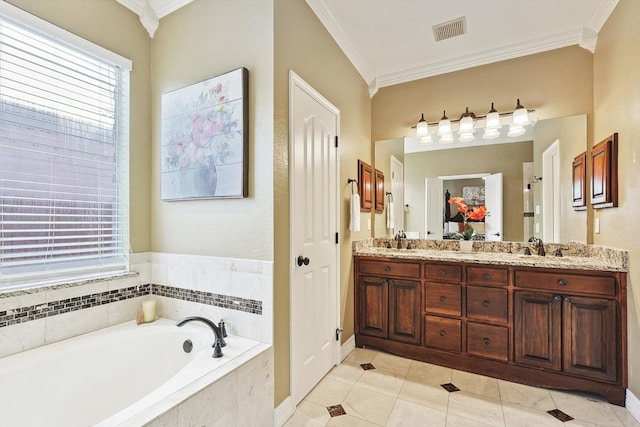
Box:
[373,115,588,244]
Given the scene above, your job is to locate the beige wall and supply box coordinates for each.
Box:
[593,0,640,397]
[6,0,153,253]
[151,0,274,260]
[404,142,532,242]
[274,0,371,406]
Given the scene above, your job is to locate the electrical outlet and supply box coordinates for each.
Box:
[595,218,600,234]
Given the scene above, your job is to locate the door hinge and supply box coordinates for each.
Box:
[335,232,339,244]
[335,327,343,341]
[335,136,339,148]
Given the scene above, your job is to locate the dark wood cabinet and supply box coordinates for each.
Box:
[572,152,587,209]
[358,160,373,211]
[374,169,385,213]
[590,133,618,208]
[354,255,627,405]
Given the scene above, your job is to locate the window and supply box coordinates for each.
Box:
[0,3,131,288]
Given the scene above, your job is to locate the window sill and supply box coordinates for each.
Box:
[0,271,140,298]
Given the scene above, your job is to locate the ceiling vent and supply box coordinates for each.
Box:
[432,17,467,42]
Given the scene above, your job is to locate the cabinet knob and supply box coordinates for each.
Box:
[483,300,491,308]
[385,266,391,272]
[483,273,491,280]
[554,295,562,301]
[483,338,491,346]
[439,270,446,277]
[439,295,446,303]
[439,330,446,337]
[565,297,572,303]
[558,279,567,286]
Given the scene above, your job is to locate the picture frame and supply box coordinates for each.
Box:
[161,67,248,200]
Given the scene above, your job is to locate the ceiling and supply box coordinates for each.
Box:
[306,0,619,96]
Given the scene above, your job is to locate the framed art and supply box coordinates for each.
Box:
[161,67,248,200]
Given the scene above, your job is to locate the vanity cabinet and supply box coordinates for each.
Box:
[514,270,617,382]
[354,255,627,405]
[357,259,421,344]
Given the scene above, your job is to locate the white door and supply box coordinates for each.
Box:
[542,140,560,242]
[290,72,339,405]
[484,173,503,241]
[390,156,404,236]
[424,178,443,239]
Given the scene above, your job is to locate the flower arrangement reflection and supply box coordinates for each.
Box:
[164,82,239,172]
[448,197,488,240]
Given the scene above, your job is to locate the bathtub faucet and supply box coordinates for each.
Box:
[176,316,226,358]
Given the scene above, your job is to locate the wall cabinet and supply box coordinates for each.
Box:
[354,255,627,405]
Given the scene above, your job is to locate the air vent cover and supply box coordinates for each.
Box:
[433,17,467,42]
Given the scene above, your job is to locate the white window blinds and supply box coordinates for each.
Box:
[0,4,131,288]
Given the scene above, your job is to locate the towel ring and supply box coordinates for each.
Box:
[385,192,393,202]
[348,178,358,194]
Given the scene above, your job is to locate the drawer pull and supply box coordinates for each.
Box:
[439,270,446,277]
[558,279,567,286]
[483,338,491,346]
[439,330,446,337]
[483,300,491,308]
[439,295,446,303]
[554,295,562,301]
[385,266,391,272]
[565,297,572,303]
[483,273,491,280]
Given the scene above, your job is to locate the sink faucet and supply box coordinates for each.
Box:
[395,231,406,249]
[528,237,546,256]
[176,316,226,358]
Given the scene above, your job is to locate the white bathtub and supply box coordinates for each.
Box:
[0,318,265,427]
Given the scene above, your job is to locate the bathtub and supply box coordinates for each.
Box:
[0,318,266,427]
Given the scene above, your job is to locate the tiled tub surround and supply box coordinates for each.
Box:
[0,252,273,358]
[0,318,273,427]
[354,238,629,272]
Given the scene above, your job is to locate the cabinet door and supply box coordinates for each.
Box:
[563,296,616,382]
[358,276,388,338]
[514,291,562,371]
[389,279,421,344]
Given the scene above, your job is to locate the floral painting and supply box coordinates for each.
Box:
[462,186,485,206]
[161,68,248,200]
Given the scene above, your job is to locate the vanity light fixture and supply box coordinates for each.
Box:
[411,99,536,145]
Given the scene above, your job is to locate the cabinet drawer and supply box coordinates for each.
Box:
[424,263,462,282]
[425,315,461,352]
[514,270,616,296]
[425,282,461,316]
[467,266,509,286]
[467,323,509,362]
[358,259,420,278]
[467,286,508,324]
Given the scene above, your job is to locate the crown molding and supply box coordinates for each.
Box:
[305,0,376,89]
[376,28,585,89]
[587,0,619,33]
[116,0,192,37]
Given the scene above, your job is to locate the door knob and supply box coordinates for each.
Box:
[296,255,310,266]
[492,232,501,236]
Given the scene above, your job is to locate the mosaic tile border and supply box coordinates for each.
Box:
[0,283,262,328]
[0,284,151,328]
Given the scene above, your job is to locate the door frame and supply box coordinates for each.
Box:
[288,70,341,404]
[542,140,560,242]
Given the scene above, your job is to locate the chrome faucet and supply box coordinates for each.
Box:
[176,316,226,358]
[528,237,546,256]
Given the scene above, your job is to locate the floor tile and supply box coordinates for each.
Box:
[341,384,396,426]
[343,347,378,365]
[325,414,380,427]
[550,390,623,427]
[370,352,412,377]
[327,362,365,385]
[451,368,501,400]
[304,377,354,407]
[405,360,452,386]
[283,400,330,427]
[446,412,499,427]
[386,398,447,427]
[398,376,450,413]
[502,402,565,427]
[610,404,640,427]
[448,391,506,427]
[498,380,556,412]
[356,368,405,397]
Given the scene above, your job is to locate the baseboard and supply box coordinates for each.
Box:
[341,334,356,361]
[627,389,640,423]
[274,396,295,427]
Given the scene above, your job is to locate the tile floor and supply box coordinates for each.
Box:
[284,348,640,427]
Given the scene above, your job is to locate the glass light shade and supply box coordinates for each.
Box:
[485,110,501,129]
[438,119,451,135]
[512,99,530,125]
[418,135,433,145]
[439,133,453,144]
[483,127,500,139]
[508,123,526,137]
[458,115,474,132]
[458,132,475,143]
[416,113,428,137]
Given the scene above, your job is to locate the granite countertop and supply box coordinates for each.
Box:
[353,238,628,273]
